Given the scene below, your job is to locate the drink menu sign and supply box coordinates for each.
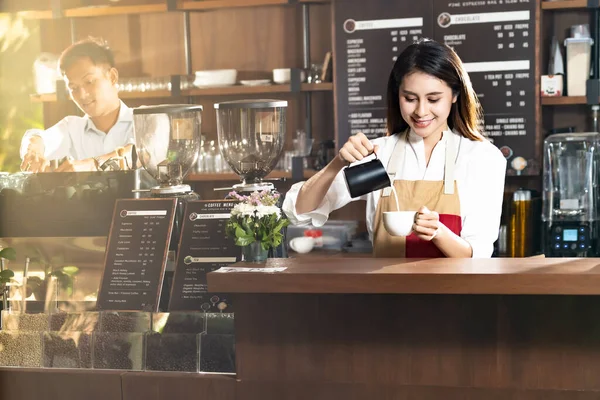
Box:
[334,0,539,175]
[433,0,537,175]
[97,198,177,312]
[334,0,434,142]
[168,200,241,312]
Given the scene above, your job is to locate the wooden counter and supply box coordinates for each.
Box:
[208,256,600,295]
[207,257,600,399]
[0,368,236,400]
[2,258,600,400]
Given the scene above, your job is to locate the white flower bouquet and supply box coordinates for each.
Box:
[225,190,290,251]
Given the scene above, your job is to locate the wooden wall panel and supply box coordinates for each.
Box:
[139,12,186,77]
[72,15,141,76]
[189,7,299,74]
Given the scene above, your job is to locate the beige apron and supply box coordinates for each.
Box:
[372,131,462,258]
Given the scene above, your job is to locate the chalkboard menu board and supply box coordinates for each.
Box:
[333,0,539,175]
[168,200,241,312]
[97,198,177,312]
[334,0,434,142]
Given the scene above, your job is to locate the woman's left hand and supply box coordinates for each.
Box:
[413,206,441,241]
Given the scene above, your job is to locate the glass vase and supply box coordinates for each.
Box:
[242,242,268,263]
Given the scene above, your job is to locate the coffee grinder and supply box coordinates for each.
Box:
[133,104,202,197]
[132,105,203,308]
[542,132,600,256]
[214,99,287,256]
[214,99,287,192]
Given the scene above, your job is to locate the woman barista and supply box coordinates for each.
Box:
[283,39,506,258]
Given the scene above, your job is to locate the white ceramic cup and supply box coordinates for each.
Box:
[273,68,291,84]
[272,69,306,84]
[289,236,315,253]
[383,211,417,237]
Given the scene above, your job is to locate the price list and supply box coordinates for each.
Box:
[168,200,241,312]
[334,0,434,142]
[433,0,537,175]
[334,0,539,175]
[97,198,176,311]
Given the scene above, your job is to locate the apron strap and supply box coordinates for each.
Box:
[382,129,457,196]
[444,130,456,195]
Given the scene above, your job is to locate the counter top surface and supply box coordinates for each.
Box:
[207,256,600,295]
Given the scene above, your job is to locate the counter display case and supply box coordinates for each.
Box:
[0,310,235,373]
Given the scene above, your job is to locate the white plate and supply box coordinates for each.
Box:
[192,82,236,88]
[240,79,271,86]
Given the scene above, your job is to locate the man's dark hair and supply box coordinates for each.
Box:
[58,37,115,75]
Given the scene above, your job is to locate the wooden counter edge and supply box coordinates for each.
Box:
[207,257,600,295]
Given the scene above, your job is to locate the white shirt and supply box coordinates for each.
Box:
[282,130,507,258]
[20,101,134,161]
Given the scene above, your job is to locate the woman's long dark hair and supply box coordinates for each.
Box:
[386,39,483,141]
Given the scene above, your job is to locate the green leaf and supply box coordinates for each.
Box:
[236,235,255,247]
[61,266,79,276]
[0,247,16,261]
[0,269,14,281]
[235,226,247,239]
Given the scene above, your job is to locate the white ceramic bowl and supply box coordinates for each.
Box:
[273,68,291,84]
[272,68,306,84]
[193,69,237,87]
[383,211,416,237]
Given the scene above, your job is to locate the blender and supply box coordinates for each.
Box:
[542,132,600,256]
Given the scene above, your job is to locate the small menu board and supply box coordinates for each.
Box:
[333,0,539,175]
[97,198,177,312]
[168,200,241,312]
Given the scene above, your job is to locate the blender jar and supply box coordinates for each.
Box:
[542,132,600,223]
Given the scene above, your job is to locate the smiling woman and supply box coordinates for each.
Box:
[283,39,507,260]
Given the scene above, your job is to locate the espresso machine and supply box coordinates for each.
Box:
[542,132,600,257]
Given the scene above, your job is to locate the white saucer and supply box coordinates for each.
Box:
[240,79,272,86]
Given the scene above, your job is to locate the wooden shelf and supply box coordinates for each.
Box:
[186,169,317,181]
[120,89,174,99]
[301,82,333,91]
[30,83,333,103]
[179,0,290,11]
[63,4,168,17]
[30,93,59,103]
[4,0,327,19]
[541,0,587,10]
[541,96,587,105]
[185,84,291,96]
[184,82,332,96]
[0,10,54,19]
[30,89,176,103]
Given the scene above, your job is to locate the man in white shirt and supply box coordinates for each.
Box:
[20,38,134,172]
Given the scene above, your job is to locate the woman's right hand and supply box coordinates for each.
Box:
[338,132,379,164]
